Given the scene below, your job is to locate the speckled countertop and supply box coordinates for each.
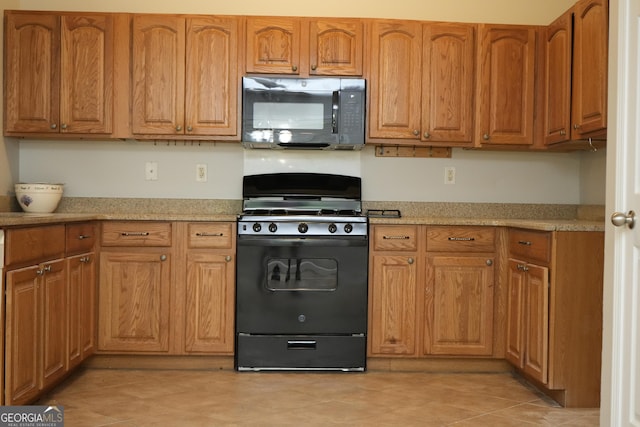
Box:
[0,198,606,232]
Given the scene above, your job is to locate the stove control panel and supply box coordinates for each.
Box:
[238,217,367,237]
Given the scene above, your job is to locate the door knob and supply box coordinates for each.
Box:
[611,210,636,229]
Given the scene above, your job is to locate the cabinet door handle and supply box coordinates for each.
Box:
[195,232,224,237]
[486,259,493,266]
[225,255,232,262]
[407,258,414,264]
[448,237,475,241]
[121,232,150,237]
[483,133,490,140]
[516,264,529,272]
[383,235,410,240]
[43,265,52,272]
[517,240,532,246]
[160,255,167,261]
[78,234,92,240]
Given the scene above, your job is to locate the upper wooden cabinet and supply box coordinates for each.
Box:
[368,21,475,146]
[246,17,363,76]
[368,20,423,141]
[475,24,537,147]
[4,12,114,136]
[131,14,240,138]
[571,0,608,139]
[543,0,608,146]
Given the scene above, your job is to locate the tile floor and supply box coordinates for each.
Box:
[39,368,600,426]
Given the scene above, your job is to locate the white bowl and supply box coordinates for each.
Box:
[15,183,64,213]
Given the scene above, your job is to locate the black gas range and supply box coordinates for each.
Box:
[235,173,368,371]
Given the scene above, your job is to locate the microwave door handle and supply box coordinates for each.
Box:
[332,91,339,134]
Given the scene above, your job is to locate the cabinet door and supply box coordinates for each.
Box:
[185,17,239,136]
[60,14,113,134]
[98,251,171,352]
[506,259,527,368]
[131,15,185,135]
[543,10,572,145]
[308,19,363,76]
[67,253,96,368]
[476,25,537,146]
[4,13,60,133]
[184,252,235,353]
[41,260,68,389]
[424,255,494,355]
[422,23,475,145]
[246,17,301,74]
[5,266,41,405]
[368,20,422,140]
[571,0,608,138]
[523,263,549,384]
[369,254,418,356]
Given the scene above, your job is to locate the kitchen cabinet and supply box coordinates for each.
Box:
[3,225,67,406]
[368,21,475,145]
[131,14,240,138]
[505,228,604,407]
[182,223,235,354]
[475,24,537,147]
[246,17,363,76]
[98,222,173,352]
[368,225,420,356]
[424,227,495,356]
[4,11,116,136]
[66,222,97,369]
[543,0,608,146]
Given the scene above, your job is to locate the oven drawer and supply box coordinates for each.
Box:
[372,225,419,251]
[426,226,495,252]
[236,334,366,371]
[102,221,172,247]
[187,223,233,249]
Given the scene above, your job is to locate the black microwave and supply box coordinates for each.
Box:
[241,76,366,150]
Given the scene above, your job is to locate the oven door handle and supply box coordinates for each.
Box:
[238,236,367,247]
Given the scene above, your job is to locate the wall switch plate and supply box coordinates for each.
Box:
[444,166,456,184]
[196,164,208,182]
[145,161,158,181]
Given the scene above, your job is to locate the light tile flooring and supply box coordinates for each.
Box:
[39,368,600,426]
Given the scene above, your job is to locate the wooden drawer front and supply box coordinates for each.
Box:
[509,229,551,264]
[426,226,495,252]
[5,225,65,267]
[66,222,97,255]
[372,225,419,251]
[102,222,172,247]
[187,223,233,249]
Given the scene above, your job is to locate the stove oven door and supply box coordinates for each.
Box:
[235,235,368,370]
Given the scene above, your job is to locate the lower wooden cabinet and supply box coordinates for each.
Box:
[67,253,97,368]
[368,224,498,358]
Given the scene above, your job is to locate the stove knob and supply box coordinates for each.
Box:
[268,223,278,233]
[298,223,309,233]
[252,223,262,233]
[344,223,353,234]
[328,223,338,233]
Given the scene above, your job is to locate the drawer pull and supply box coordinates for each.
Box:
[518,240,532,246]
[383,235,410,240]
[195,232,224,237]
[448,237,475,241]
[516,264,529,272]
[78,234,92,240]
[121,232,150,237]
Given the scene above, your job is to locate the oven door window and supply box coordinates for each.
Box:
[266,258,337,291]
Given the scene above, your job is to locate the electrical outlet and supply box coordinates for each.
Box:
[145,161,158,181]
[444,166,456,184]
[196,164,208,182]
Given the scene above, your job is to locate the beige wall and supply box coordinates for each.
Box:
[15,0,574,24]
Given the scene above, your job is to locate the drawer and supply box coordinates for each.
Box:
[187,223,234,249]
[372,225,419,251]
[66,222,97,255]
[102,221,172,247]
[5,224,65,267]
[509,229,551,264]
[426,226,495,252]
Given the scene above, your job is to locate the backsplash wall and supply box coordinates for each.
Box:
[17,140,602,204]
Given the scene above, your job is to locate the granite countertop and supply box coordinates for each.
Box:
[0,198,606,232]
